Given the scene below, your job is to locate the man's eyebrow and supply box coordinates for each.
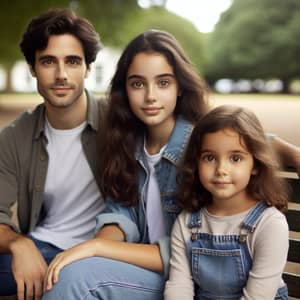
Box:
[38,55,55,61]
[65,55,83,60]
[37,55,83,61]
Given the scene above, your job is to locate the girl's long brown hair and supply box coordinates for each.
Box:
[177,105,289,213]
[100,30,208,206]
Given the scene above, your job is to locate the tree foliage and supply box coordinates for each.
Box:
[206,0,300,86]
[75,0,142,47]
[0,1,205,91]
[0,0,70,67]
[120,6,206,74]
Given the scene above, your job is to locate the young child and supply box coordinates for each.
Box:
[164,105,289,300]
[42,29,208,299]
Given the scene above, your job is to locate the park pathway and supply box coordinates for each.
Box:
[1,93,300,145]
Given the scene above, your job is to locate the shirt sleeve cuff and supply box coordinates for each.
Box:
[95,213,140,242]
[155,236,171,278]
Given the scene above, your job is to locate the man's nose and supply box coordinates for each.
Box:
[56,63,67,81]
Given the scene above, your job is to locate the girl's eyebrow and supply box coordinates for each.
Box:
[127,73,175,80]
[200,149,249,154]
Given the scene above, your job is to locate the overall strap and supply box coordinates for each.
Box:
[188,210,202,229]
[188,210,202,241]
[241,202,269,232]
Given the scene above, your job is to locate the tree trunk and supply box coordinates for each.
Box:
[4,64,14,93]
[281,78,290,94]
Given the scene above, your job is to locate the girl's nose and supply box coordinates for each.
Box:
[215,160,228,176]
[146,86,156,103]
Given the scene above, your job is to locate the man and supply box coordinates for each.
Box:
[0,8,106,299]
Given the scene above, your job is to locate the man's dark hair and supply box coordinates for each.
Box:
[20,8,102,67]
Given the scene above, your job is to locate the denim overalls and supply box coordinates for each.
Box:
[188,202,288,299]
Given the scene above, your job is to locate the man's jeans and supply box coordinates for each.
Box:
[0,236,62,296]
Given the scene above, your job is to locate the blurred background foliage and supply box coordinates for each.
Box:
[0,0,299,93]
[205,0,300,92]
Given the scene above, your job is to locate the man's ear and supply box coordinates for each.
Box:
[85,64,91,78]
[29,64,36,77]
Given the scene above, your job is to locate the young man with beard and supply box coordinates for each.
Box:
[0,8,106,300]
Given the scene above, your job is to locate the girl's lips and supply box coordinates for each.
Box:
[212,180,231,185]
[142,107,161,115]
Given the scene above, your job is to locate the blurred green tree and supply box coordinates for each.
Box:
[0,1,205,92]
[117,6,206,75]
[205,0,300,92]
[0,0,70,92]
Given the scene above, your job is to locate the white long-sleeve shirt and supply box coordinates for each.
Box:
[164,206,289,300]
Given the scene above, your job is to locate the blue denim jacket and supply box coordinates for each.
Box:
[95,116,193,277]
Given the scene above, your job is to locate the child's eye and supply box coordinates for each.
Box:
[158,80,169,88]
[230,155,242,162]
[202,154,215,162]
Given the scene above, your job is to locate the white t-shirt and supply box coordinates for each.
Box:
[144,143,167,243]
[30,119,105,249]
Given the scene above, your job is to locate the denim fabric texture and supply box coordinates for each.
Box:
[95,116,193,277]
[0,236,62,296]
[188,202,288,299]
[42,257,165,300]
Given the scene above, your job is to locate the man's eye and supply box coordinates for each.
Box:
[67,59,80,65]
[42,59,54,65]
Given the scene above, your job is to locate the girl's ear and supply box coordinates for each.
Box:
[251,168,258,175]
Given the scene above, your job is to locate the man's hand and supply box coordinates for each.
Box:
[10,236,47,300]
[272,136,300,178]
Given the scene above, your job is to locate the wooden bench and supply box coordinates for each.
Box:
[282,170,300,300]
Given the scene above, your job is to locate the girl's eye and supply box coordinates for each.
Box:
[231,155,242,162]
[131,81,144,88]
[202,154,215,162]
[158,80,169,88]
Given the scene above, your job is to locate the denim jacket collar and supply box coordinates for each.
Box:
[135,116,193,165]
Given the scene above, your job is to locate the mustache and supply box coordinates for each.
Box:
[51,82,74,88]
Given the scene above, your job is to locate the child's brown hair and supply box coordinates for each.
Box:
[177,105,289,213]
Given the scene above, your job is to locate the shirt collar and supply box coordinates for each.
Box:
[33,89,99,140]
[135,117,193,165]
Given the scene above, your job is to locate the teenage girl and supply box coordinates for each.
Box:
[164,105,289,300]
[42,29,208,299]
